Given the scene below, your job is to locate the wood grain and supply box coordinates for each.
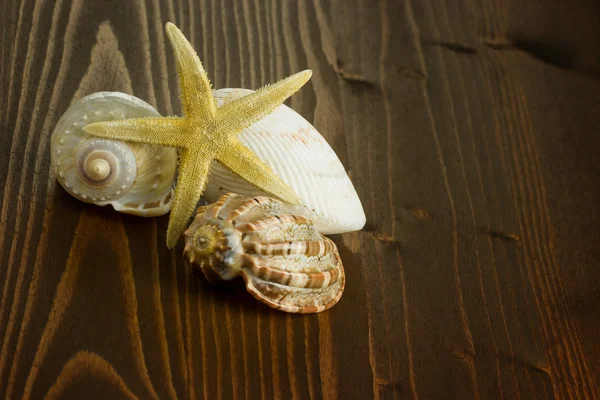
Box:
[1,0,599,398]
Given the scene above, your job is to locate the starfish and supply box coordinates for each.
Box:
[85,22,311,248]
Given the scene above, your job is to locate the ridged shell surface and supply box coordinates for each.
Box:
[51,92,178,216]
[184,193,345,314]
[203,89,366,235]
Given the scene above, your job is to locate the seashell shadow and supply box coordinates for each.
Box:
[173,259,279,318]
[190,273,317,318]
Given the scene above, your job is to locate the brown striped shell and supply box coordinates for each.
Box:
[183,193,345,313]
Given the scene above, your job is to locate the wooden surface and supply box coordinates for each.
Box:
[1,0,599,399]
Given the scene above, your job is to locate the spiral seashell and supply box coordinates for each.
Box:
[183,193,345,314]
[51,92,178,216]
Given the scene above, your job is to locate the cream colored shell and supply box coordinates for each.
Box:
[51,92,178,216]
[204,88,366,235]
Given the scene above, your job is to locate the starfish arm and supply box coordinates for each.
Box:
[166,150,212,248]
[84,117,189,148]
[165,22,216,121]
[216,70,312,134]
[217,137,300,205]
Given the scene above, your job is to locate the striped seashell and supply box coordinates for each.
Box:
[183,193,345,313]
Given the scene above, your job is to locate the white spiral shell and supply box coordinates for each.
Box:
[205,88,366,235]
[51,92,178,216]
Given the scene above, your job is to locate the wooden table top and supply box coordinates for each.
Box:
[1,0,599,399]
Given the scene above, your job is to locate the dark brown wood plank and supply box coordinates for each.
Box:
[0,0,598,399]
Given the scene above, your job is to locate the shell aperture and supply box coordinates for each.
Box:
[184,193,345,314]
[51,92,178,216]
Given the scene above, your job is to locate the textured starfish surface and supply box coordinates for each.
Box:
[85,22,311,248]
